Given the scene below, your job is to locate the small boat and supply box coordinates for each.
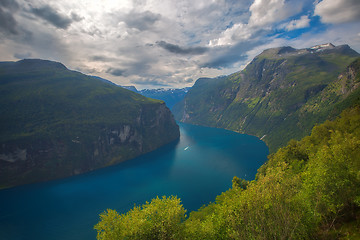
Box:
[184,146,189,150]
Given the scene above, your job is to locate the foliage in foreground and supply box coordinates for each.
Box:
[94,196,186,240]
[95,107,360,239]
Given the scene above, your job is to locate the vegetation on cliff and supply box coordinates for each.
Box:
[95,105,360,239]
[0,59,179,188]
[173,44,360,152]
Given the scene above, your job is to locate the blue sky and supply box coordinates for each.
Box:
[0,0,360,89]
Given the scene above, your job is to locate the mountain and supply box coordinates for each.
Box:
[90,75,117,86]
[121,85,139,92]
[139,88,191,109]
[119,86,190,109]
[173,44,360,152]
[0,59,180,189]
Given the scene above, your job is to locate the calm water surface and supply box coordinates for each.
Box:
[0,123,268,240]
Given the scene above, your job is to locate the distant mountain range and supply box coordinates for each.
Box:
[173,43,360,152]
[0,59,179,188]
[122,86,191,109]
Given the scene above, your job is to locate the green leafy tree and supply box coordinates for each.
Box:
[94,196,186,240]
[95,106,360,239]
[231,176,249,190]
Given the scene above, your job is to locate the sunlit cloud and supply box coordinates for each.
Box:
[0,0,359,89]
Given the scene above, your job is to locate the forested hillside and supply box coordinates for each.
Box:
[95,105,360,239]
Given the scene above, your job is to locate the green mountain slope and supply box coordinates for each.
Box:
[173,43,360,152]
[0,59,179,189]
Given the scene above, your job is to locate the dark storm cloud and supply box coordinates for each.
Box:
[30,5,73,29]
[91,55,116,62]
[0,0,19,35]
[157,41,208,55]
[124,11,161,31]
[106,68,126,77]
[70,12,83,22]
[0,7,18,34]
[202,53,247,69]
[0,0,19,11]
[202,41,263,69]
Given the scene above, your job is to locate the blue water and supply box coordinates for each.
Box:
[0,123,268,240]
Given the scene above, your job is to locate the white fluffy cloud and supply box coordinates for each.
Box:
[284,15,310,31]
[208,23,252,47]
[314,0,360,24]
[208,0,305,47]
[248,0,303,27]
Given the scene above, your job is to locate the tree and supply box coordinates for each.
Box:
[94,196,186,240]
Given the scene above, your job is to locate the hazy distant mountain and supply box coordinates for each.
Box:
[0,59,179,188]
[119,86,190,109]
[173,43,360,152]
[139,87,191,109]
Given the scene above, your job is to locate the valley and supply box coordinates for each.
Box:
[0,44,359,240]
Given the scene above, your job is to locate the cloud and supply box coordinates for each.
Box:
[30,5,73,29]
[91,55,119,62]
[157,41,208,55]
[314,0,360,24]
[0,0,19,35]
[208,0,306,47]
[202,40,261,69]
[14,52,32,59]
[106,68,126,77]
[284,15,310,31]
[201,52,247,69]
[248,0,303,27]
[131,79,170,88]
[0,7,18,34]
[0,0,19,11]
[123,11,161,31]
[209,23,252,47]
[1,0,359,89]
[70,12,83,22]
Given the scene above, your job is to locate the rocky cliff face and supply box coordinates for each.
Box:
[173,44,360,152]
[0,59,179,189]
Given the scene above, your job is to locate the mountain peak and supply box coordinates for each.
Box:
[256,43,359,60]
[16,59,67,70]
[259,46,296,58]
[310,43,335,50]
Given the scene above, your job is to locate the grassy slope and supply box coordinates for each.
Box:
[174,45,360,152]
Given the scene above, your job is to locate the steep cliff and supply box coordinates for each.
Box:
[173,44,360,152]
[0,59,179,188]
